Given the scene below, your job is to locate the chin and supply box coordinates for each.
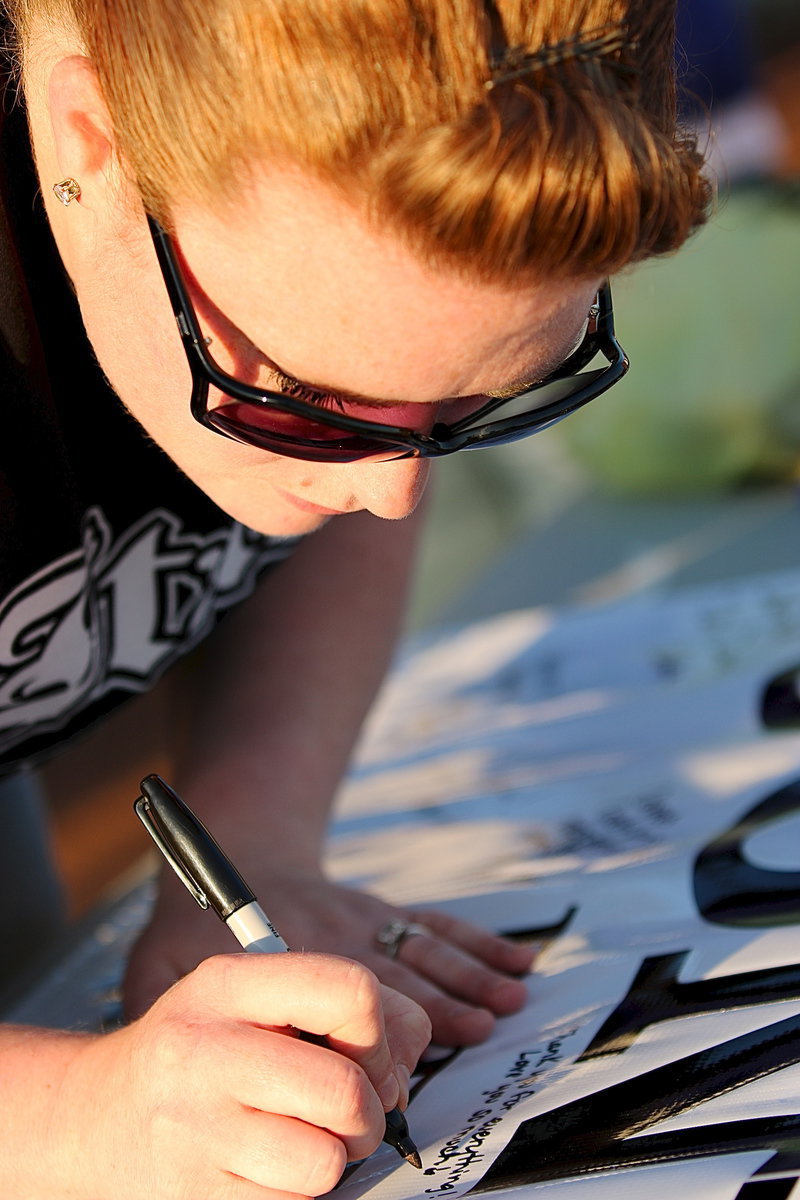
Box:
[253,511,334,538]
[211,488,333,538]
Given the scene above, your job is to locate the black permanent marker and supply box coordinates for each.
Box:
[134,772,422,1169]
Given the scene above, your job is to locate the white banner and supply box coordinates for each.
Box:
[327,570,800,1200]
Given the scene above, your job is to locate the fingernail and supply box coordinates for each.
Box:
[395,1063,411,1108]
[377,1070,400,1110]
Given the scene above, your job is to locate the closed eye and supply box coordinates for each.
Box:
[266,368,347,411]
[484,316,593,398]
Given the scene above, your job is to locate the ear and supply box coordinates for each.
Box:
[48,54,117,207]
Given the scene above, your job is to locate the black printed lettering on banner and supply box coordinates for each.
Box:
[347,787,800,1195]
[737,1179,798,1200]
[693,778,800,927]
[466,1012,800,1194]
[760,666,800,730]
[579,951,800,1059]
[500,905,577,946]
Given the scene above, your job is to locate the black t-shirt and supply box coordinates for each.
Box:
[0,73,300,775]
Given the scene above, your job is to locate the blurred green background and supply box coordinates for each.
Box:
[557,191,800,496]
[409,0,800,631]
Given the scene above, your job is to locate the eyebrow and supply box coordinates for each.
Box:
[270,364,435,410]
[269,337,581,411]
[266,314,593,409]
[178,236,585,409]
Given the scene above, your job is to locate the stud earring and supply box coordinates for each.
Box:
[52,178,82,206]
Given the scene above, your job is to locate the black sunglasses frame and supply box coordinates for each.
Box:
[148,216,629,462]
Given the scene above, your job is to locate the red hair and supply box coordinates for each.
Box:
[8,0,710,281]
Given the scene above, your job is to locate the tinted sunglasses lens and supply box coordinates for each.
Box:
[206,400,410,463]
[450,366,611,435]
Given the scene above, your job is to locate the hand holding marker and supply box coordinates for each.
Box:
[134,773,422,1169]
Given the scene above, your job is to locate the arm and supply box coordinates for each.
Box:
[1,954,429,1200]
[125,510,533,1042]
[173,508,421,874]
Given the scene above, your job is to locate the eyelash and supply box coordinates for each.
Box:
[269,369,346,411]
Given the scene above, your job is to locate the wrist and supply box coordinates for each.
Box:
[0,1026,101,1200]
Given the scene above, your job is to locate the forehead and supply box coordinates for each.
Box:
[172,166,598,401]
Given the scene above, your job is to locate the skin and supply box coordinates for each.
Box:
[27,44,598,1037]
[3,25,601,1197]
[1,955,432,1200]
[122,516,537,1046]
[39,58,598,538]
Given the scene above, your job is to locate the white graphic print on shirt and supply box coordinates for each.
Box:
[0,505,291,757]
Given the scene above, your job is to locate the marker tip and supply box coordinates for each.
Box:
[405,1146,423,1169]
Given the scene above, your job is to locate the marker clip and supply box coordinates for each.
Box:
[134,795,210,909]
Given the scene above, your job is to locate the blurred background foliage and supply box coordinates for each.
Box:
[557,0,800,496]
[556,189,800,495]
[411,0,800,628]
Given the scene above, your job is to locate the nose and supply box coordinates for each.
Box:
[349,455,431,520]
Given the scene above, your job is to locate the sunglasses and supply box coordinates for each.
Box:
[148,216,629,464]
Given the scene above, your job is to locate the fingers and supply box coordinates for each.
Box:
[222,1109,349,1196]
[375,956,498,1046]
[173,952,428,1110]
[369,913,535,1047]
[379,983,432,1106]
[400,930,527,1013]
[86,952,428,1199]
[201,1023,385,1161]
[412,910,536,979]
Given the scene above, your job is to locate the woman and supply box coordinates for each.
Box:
[0,0,709,1194]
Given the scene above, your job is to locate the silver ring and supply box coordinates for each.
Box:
[375,919,430,959]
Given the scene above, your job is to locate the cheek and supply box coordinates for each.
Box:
[76,276,193,437]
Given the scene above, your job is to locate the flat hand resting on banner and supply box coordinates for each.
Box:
[125,867,535,1047]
